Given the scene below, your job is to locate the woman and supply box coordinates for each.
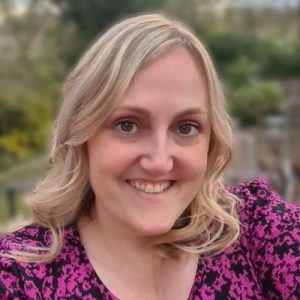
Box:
[0,14,299,300]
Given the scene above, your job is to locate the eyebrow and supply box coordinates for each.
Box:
[115,105,208,118]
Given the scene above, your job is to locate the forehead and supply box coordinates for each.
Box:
[135,47,205,87]
[116,47,209,114]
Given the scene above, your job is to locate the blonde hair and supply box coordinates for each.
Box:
[7,13,240,261]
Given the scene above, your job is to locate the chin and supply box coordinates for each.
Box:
[134,220,174,237]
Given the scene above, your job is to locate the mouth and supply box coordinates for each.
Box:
[126,180,174,194]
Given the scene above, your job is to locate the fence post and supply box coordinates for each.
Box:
[6,186,16,218]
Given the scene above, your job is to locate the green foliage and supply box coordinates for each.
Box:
[255,37,300,78]
[228,80,283,126]
[204,31,257,73]
[0,91,52,169]
[202,30,300,79]
[224,56,258,87]
[51,0,167,66]
[0,43,62,170]
[223,57,283,126]
[0,0,298,172]
[0,0,168,171]
[0,0,69,170]
[55,0,163,34]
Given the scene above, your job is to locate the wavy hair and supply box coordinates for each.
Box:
[8,13,240,262]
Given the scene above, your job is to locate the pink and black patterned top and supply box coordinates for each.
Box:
[0,179,299,299]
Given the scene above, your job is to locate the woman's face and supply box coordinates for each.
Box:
[87,47,211,238]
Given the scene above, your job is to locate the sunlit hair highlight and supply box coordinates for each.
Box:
[5,13,240,262]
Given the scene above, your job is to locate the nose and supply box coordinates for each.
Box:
[139,133,174,176]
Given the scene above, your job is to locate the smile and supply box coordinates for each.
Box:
[127,180,173,194]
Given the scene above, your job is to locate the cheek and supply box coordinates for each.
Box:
[176,146,209,180]
[87,137,138,177]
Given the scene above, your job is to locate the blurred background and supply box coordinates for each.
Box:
[0,0,299,229]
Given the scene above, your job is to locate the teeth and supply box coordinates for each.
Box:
[129,180,172,194]
[154,185,161,193]
[145,184,154,193]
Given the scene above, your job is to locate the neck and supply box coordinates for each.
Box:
[78,212,177,271]
[77,213,198,300]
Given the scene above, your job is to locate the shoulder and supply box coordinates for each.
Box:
[0,223,80,299]
[230,178,300,234]
[230,178,300,249]
[230,179,300,299]
[0,222,79,260]
[0,223,51,252]
[0,223,50,297]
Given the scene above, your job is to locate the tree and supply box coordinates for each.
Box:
[50,0,166,66]
[225,58,283,126]
[229,81,283,126]
[256,37,300,78]
[0,0,63,169]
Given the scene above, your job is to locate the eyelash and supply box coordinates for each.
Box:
[114,119,200,137]
[177,123,200,136]
[115,120,138,134]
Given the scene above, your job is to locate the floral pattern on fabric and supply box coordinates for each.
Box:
[0,179,299,299]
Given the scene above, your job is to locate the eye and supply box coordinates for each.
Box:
[177,123,199,136]
[116,120,137,134]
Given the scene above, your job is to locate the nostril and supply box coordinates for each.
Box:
[139,157,174,175]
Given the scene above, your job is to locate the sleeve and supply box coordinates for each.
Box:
[239,179,300,300]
